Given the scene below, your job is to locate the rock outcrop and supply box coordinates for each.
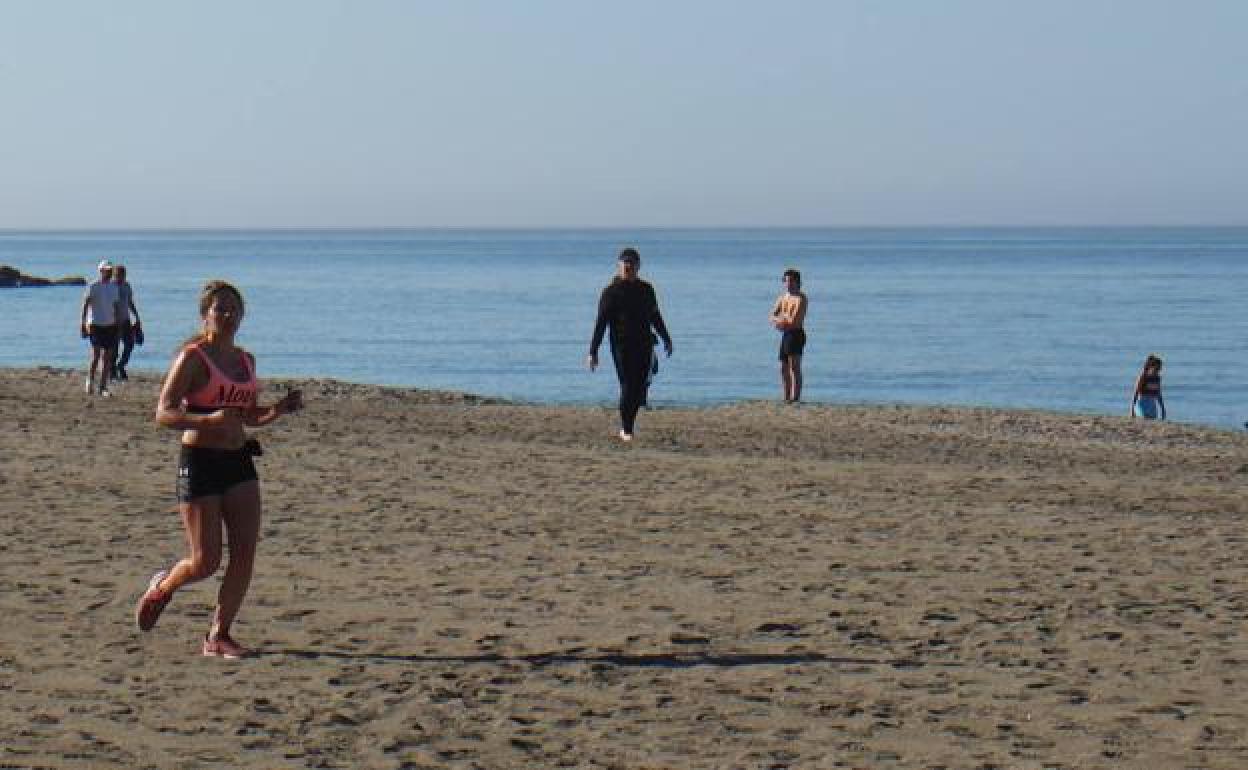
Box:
[0,265,88,288]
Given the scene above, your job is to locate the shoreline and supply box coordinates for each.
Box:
[3,366,1248,767]
[11,364,1242,436]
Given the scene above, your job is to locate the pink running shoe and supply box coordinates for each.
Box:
[135,570,171,631]
[202,632,250,660]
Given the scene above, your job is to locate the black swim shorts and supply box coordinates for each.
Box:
[779,328,806,360]
[88,324,119,349]
[177,445,259,502]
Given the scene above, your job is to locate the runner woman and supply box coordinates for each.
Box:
[135,280,303,658]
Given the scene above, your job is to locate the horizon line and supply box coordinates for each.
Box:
[3,223,1248,234]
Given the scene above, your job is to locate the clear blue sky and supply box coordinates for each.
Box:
[2,1,1245,228]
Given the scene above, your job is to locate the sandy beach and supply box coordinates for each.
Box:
[2,365,1247,769]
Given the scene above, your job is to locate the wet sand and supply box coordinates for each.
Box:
[2,366,1247,768]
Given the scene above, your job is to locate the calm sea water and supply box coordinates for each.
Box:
[2,228,1246,428]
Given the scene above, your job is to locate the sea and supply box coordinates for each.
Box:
[2,228,1246,429]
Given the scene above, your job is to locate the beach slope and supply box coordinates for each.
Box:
[2,367,1247,768]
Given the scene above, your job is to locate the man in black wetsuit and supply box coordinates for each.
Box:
[588,247,673,442]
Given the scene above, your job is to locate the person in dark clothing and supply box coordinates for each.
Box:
[588,247,673,442]
[112,264,142,381]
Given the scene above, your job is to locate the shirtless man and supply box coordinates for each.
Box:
[770,268,808,403]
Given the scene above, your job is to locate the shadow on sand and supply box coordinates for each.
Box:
[259,648,956,670]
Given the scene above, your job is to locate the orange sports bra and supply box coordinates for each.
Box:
[183,344,259,412]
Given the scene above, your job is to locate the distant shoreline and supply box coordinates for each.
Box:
[6,364,1242,438]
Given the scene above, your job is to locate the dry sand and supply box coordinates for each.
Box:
[2,366,1247,769]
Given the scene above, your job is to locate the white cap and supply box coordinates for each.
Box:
[97,260,113,271]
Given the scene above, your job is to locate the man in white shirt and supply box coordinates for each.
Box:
[80,260,122,396]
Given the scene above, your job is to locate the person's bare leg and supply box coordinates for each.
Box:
[212,480,261,638]
[780,360,792,402]
[87,345,102,390]
[160,498,224,593]
[790,355,803,403]
[99,346,116,391]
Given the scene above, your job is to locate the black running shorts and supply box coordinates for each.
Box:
[89,324,119,349]
[779,328,806,360]
[177,445,259,502]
